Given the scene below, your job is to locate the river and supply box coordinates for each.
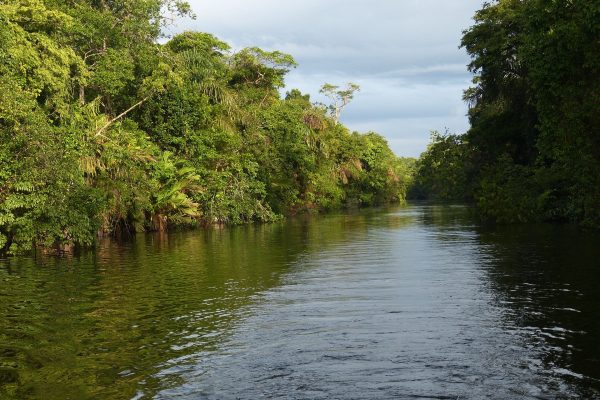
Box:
[1,205,599,399]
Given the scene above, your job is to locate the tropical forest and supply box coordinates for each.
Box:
[1,0,598,255]
[1,0,599,399]
[0,0,414,254]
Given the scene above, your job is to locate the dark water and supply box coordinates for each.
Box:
[1,205,599,399]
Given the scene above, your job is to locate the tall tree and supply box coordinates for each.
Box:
[319,82,360,124]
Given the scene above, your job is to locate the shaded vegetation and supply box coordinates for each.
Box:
[412,0,599,226]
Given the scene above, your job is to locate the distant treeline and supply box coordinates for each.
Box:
[0,0,413,254]
[411,0,599,226]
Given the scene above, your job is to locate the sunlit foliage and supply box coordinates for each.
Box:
[0,0,409,254]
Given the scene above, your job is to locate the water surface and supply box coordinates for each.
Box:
[1,205,599,399]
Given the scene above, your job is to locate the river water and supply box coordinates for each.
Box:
[1,205,599,399]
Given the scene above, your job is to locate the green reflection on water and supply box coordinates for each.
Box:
[3,206,598,399]
[0,210,401,399]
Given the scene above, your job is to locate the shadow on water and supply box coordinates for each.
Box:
[476,222,600,397]
[420,205,600,397]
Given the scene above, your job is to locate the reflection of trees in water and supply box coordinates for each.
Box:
[475,223,600,397]
[3,205,598,398]
[413,205,600,396]
[0,210,403,399]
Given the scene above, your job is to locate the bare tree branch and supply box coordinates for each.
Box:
[94,94,153,137]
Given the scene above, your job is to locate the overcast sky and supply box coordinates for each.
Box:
[169,0,484,157]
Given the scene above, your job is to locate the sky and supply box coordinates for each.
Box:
[168,0,484,157]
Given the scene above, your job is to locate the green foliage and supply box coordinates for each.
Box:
[0,0,101,253]
[230,47,297,91]
[411,132,473,202]
[319,82,360,124]
[90,49,135,98]
[0,1,407,254]
[166,31,230,55]
[413,0,600,226]
[474,154,541,223]
[151,152,201,227]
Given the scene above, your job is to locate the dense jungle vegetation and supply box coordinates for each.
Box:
[0,0,414,254]
[2,0,598,254]
[412,0,599,226]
